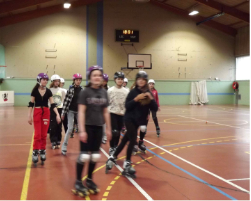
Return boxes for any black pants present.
[49,108,62,144]
[62,113,68,134]
[110,113,124,148]
[76,125,103,181]
[114,121,138,161]
[80,125,103,152]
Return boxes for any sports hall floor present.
[0,105,250,200]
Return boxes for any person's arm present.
[156,91,160,109]
[103,107,111,141]
[49,97,61,124]
[78,104,88,143]
[61,90,70,120]
[28,96,35,125]
[125,91,146,111]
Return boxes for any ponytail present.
[32,83,40,94]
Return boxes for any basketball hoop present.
[137,66,144,72]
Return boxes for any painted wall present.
[235,26,250,57]
[103,0,236,81]
[0,79,236,106]
[0,7,87,79]
[237,80,250,106]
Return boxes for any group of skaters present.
[27,65,160,196]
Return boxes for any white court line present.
[142,138,250,194]
[206,108,250,116]
[100,148,153,200]
[228,178,250,182]
[178,115,250,130]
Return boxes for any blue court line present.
[15,93,30,95]
[158,93,234,95]
[146,142,247,149]
[146,148,237,200]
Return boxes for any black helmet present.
[136,71,148,80]
[114,71,125,79]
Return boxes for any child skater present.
[106,71,158,177]
[147,79,160,136]
[123,78,129,91]
[102,73,109,144]
[61,73,83,155]
[60,78,68,135]
[72,65,111,196]
[49,74,66,149]
[28,73,61,166]
[108,72,129,156]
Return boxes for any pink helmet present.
[73,73,82,80]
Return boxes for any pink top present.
[151,88,160,107]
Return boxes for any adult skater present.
[106,71,158,177]
[108,72,129,155]
[61,73,83,155]
[72,65,111,196]
[28,73,61,166]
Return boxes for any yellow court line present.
[180,147,186,149]
[187,145,193,147]
[103,192,109,197]
[110,181,116,185]
[173,148,179,150]
[160,152,165,154]
[115,176,120,180]
[102,199,107,200]
[20,133,34,200]
[209,142,215,143]
[106,186,112,191]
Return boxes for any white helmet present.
[148,79,155,84]
[51,74,61,82]
[124,78,128,83]
[60,78,65,83]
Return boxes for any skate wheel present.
[89,189,95,194]
[33,163,37,167]
[105,168,108,174]
[41,161,44,165]
[72,189,77,195]
[96,189,100,193]
[78,192,84,197]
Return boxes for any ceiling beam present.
[150,0,237,36]
[186,3,200,11]
[0,0,54,15]
[233,1,249,8]
[0,0,102,28]
[195,0,249,23]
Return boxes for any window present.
[236,56,251,80]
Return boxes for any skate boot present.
[51,142,56,150]
[138,140,147,154]
[105,155,117,174]
[61,150,67,156]
[102,136,107,144]
[56,142,61,149]
[121,127,127,134]
[132,145,138,155]
[86,178,100,194]
[72,180,89,197]
[156,126,160,137]
[70,133,74,138]
[32,150,39,167]
[39,150,46,165]
[109,147,116,156]
[122,160,136,178]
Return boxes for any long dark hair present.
[32,83,40,94]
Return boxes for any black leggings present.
[114,121,138,161]
[62,113,68,134]
[76,125,103,181]
[110,113,124,148]
[49,108,62,144]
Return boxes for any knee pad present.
[112,129,120,137]
[91,153,101,163]
[78,153,90,163]
[140,125,147,133]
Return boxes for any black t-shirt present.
[78,87,109,126]
[31,87,52,107]
[69,86,82,112]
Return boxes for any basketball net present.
[137,66,144,72]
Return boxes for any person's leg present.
[33,108,42,151]
[125,121,138,160]
[113,131,129,158]
[63,113,68,134]
[62,111,74,153]
[49,108,57,148]
[56,108,63,146]
[88,126,102,180]
[41,108,50,150]
[109,113,119,154]
[114,115,124,147]
[152,110,159,128]
[102,124,107,144]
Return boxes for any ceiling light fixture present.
[189,11,199,16]
[64,2,71,9]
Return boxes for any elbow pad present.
[28,102,34,108]
[51,103,57,110]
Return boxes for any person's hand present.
[147,115,150,120]
[134,93,146,102]
[56,115,61,124]
[106,128,112,141]
[79,131,88,143]
[28,116,32,125]
[145,92,154,100]
[61,115,65,121]
[158,107,161,111]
